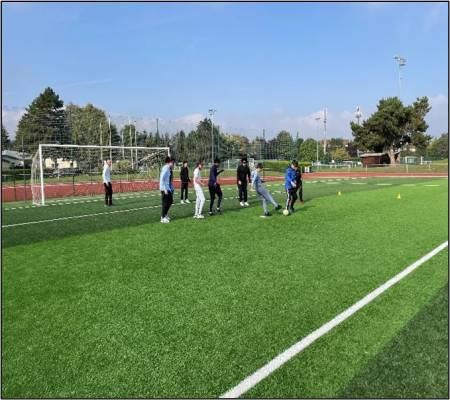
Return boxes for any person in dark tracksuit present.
[180,160,191,204]
[237,158,251,207]
[295,165,304,204]
[208,158,224,215]
[285,160,299,214]
[102,159,113,206]
[159,157,175,223]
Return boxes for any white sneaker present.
[244,202,249,206]
[166,216,171,221]
[193,214,198,219]
[185,199,191,204]
[181,200,185,204]
[160,217,170,223]
[197,214,205,219]
[240,201,245,207]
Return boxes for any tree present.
[67,103,120,146]
[275,130,295,160]
[350,96,432,164]
[2,125,10,149]
[299,138,323,163]
[16,87,68,153]
[330,147,349,162]
[427,133,448,159]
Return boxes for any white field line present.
[375,183,393,186]
[220,240,449,398]
[1,194,260,227]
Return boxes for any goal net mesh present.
[31,145,169,205]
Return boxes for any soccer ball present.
[283,209,290,216]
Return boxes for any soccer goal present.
[31,144,170,206]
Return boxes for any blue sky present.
[2,2,448,139]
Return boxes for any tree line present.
[2,87,447,164]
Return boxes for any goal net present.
[31,144,170,205]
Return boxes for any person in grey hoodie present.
[251,163,281,217]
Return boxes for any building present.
[1,150,32,170]
[360,151,400,166]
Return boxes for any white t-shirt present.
[193,167,201,188]
[102,163,111,183]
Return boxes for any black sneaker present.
[275,205,282,211]
[208,211,215,216]
[290,207,295,213]
[260,212,271,218]
[216,208,221,214]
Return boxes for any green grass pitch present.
[1,177,448,398]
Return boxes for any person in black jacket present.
[180,160,191,204]
[237,158,251,207]
[208,158,224,215]
[295,165,304,204]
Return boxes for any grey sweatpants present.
[256,188,279,213]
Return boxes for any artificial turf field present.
[1,176,448,398]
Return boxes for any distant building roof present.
[1,150,31,160]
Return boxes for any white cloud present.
[2,107,26,139]
[427,94,448,136]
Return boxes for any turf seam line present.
[220,240,449,398]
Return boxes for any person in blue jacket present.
[159,156,175,223]
[285,160,299,214]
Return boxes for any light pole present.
[208,109,216,164]
[394,55,406,99]
[315,116,321,164]
[355,106,362,125]
[323,108,327,154]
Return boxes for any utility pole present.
[129,117,133,168]
[315,116,321,164]
[156,118,159,136]
[134,121,138,167]
[323,108,327,154]
[394,55,406,99]
[217,125,220,160]
[208,109,216,164]
[355,106,362,125]
[108,116,112,160]
[262,128,266,160]
[100,121,103,161]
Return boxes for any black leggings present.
[208,184,223,211]
[161,191,173,218]
[286,188,298,210]
[238,183,248,202]
[104,182,113,205]
[297,182,303,202]
[181,182,189,200]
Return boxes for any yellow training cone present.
[397,193,401,199]
[337,191,342,196]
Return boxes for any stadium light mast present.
[323,108,327,154]
[315,116,321,164]
[355,106,362,125]
[108,116,112,160]
[394,55,406,99]
[208,109,216,164]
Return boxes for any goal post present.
[31,144,170,206]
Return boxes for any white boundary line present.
[1,194,260,227]
[220,240,449,398]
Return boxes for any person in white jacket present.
[102,159,113,206]
[193,161,205,219]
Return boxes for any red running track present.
[1,172,447,203]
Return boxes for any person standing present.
[102,159,113,207]
[285,160,299,214]
[295,164,304,204]
[159,156,175,223]
[208,158,224,215]
[251,163,281,217]
[193,160,205,219]
[180,160,191,204]
[237,158,251,207]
